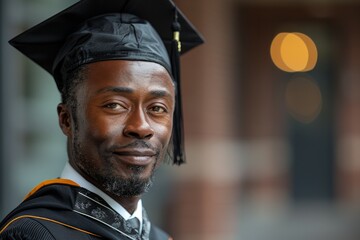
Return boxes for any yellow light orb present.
[270,32,318,72]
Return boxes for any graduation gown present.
[0,179,171,240]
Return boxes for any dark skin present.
[57,60,175,213]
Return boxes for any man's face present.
[63,60,175,197]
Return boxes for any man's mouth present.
[113,149,156,165]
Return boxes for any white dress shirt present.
[60,162,143,232]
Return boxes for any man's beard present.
[72,134,158,197]
[84,162,155,197]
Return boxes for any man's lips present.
[112,149,156,165]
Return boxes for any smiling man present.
[60,60,175,213]
[0,1,203,239]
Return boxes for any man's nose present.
[123,108,154,139]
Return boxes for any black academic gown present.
[0,180,171,240]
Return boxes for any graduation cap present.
[9,0,204,165]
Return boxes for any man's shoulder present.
[0,180,173,240]
[0,216,54,240]
[0,216,172,240]
[0,180,97,239]
[0,215,101,240]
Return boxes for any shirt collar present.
[60,162,143,223]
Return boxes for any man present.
[0,0,203,239]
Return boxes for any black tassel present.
[171,8,185,165]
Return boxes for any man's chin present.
[98,173,154,197]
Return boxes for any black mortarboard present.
[9,0,204,165]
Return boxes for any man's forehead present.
[86,60,173,79]
[84,60,175,92]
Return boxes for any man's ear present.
[57,103,72,136]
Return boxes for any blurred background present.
[1,0,360,239]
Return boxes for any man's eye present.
[149,106,167,113]
[104,103,124,110]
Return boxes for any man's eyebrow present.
[96,86,134,94]
[150,90,172,98]
[96,87,172,98]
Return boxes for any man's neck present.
[106,193,139,214]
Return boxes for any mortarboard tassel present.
[171,8,185,165]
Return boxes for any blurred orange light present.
[270,32,318,72]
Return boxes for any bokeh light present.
[271,32,318,72]
[285,76,322,123]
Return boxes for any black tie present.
[126,217,141,234]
